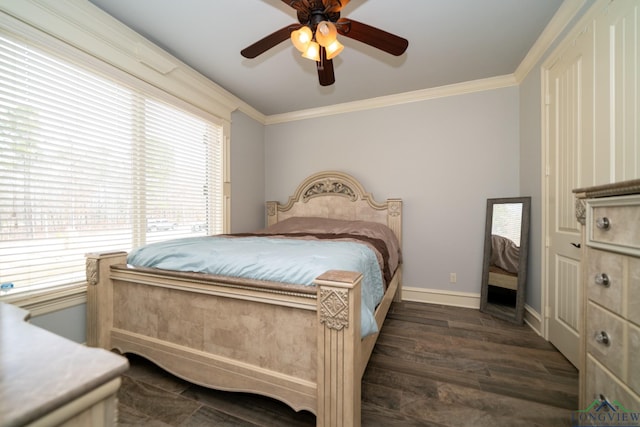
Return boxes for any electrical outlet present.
[449,273,457,284]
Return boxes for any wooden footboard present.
[86,170,402,427]
[86,252,397,426]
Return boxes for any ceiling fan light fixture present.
[301,40,320,61]
[315,21,338,47]
[241,0,409,86]
[324,39,344,60]
[291,26,313,52]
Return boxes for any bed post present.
[387,198,403,302]
[314,270,362,427]
[266,200,278,227]
[85,251,127,349]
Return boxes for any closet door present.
[594,0,640,182]
[545,21,594,368]
[543,0,639,367]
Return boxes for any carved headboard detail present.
[302,178,358,202]
[266,171,402,245]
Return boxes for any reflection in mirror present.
[480,197,530,324]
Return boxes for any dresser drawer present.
[587,196,640,257]
[586,302,625,379]
[585,356,640,416]
[586,248,624,315]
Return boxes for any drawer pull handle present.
[595,331,611,346]
[594,273,610,287]
[596,217,610,230]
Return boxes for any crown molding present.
[0,0,239,122]
[265,74,518,125]
[1,0,586,127]
[235,100,267,123]
[514,0,587,83]
[262,0,586,125]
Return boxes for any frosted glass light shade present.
[302,41,320,61]
[315,21,337,47]
[324,39,344,59]
[291,26,313,52]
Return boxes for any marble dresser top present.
[0,302,129,427]
[573,178,640,198]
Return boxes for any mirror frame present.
[480,196,531,324]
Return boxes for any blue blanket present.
[127,236,384,337]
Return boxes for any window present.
[491,203,523,246]
[0,32,225,294]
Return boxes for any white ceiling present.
[87,0,564,116]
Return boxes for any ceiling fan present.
[240,0,409,86]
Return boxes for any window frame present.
[0,5,232,310]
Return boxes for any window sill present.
[0,283,87,317]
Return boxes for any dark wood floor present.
[117,301,578,426]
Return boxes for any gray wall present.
[30,303,87,343]
[264,87,520,294]
[519,72,544,312]
[229,110,266,233]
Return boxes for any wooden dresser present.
[0,302,129,427]
[574,179,640,412]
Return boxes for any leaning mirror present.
[480,197,531,324]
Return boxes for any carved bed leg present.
[85,251,127,349]
[315,270,362,427]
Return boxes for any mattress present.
[126,217,402,337]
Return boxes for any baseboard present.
[523,304,543,336]
[401,286,480,309]
[401,286,544,336]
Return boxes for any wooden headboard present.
[266,171,402,245]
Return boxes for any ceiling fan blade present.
[317,47,335,86]
[241,24,301,58]
[336,18,408,56]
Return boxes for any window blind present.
[491,203,523,246]
[0,33,224,293]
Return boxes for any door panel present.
[546,24,593,368]
[544,0,639,370]
[594,0,640,181]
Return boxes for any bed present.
[85,170,402,427]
